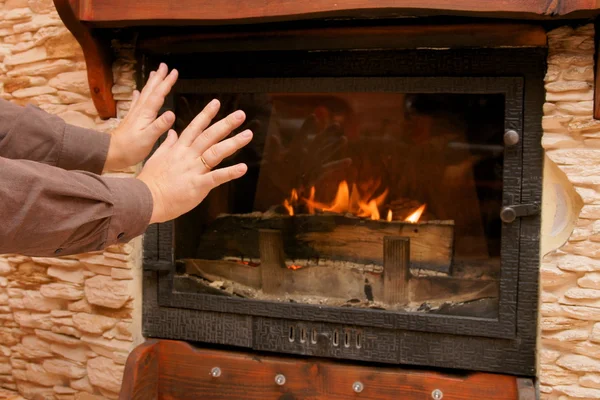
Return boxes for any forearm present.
[0,99,110,174]
[0,156,152,257]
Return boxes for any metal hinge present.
[500,203,540,223]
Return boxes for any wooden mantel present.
[54,0,600,119]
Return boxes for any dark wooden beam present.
[78,0,600,25]
[53,0,116,119]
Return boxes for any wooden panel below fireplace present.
[120,339,535,400]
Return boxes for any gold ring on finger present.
[200,155,212,171]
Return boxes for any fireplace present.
[139,31,545,377]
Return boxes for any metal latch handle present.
[500,203,540,223]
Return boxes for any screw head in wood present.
[504,129,520,146]
[210,367,221,377]
[432,389,444,399]
[275,374,286,385]
[353,381,364,393]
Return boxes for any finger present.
[144,111,176,140]
[201,129,253,169]
[140,70,178,119]
[206,163,248,189]
[130,90,140,109]
[152,129,178,157]
[191,110,245,154]
[155,68,178,97]
[178,99,220,147]
[139,63,168,103]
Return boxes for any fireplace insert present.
[141,36,545,376]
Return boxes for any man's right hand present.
[137,99,253,224]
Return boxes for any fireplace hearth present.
[141,27,544,377]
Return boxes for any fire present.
[405,204,427,223]
[282,181,426,223]
[287,264,303,270]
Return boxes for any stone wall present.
[541,24,600,399]
[0,1,141,399]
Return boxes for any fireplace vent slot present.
[333,330,339,346]
[289,326,295,342]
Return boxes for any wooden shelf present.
[53,0,599,119]
[119,340,536,400]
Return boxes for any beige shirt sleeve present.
[0,99,153,256]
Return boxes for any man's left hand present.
[104,63,178,172]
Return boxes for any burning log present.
[195,213,454,273]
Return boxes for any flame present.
[283,199,294,216]
[404,204,426,223]
[287,264,303,270]
[387,210,392,222]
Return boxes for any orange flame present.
[287,264,303,270]
[387,210,392,222]
[404,204,426,223]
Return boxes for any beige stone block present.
[547,148,600,166]
[542,133,581,150]
[82,264,111,276]
[99,388,119,399]
[581,373,600,389]
[50,343,87,363]
[42,359,86,379]
[555,385,600,398]
[563,305,600,321]
[542,317,589,332]
[546,80,592,93]
[73,313,117,335]
[51,310,73,318]
[548,52,594,67]
[3,76,46,93]
[540,364,580,386]
[0,361,10,376]
[70,376,94,394]
[13,311,52,330]
[80,335,131,354]
[57,110,96,130]
[541,264,577,287]
[545,65,561,82]
[15,336,52,359]
[0,346,10,358]
[16,381,55,399]
[45,31,82,59]
[570,227,592,242]
[563,66,595,81]
[30,257,80,268]
[84,276,130,309]
[75,393,108,400]
[3,46,46,66]
[104,243,133,256]
[579,273,600,290]
[542,115,573,132]
[546,89,595,102]
[67,101,97,116]
[48,70,88,94]
[558,354,600,372]
[40,283,83,301]
[5,7,32,20]
[543,328,590,342]
[21,290,64,312]
[67,299,92,314]
[55,385,77,395]
[0,260,13,276]
[112,351,128,365]
[566,287,600,302]
[110,268,133,280]
[47,267,84,284]
[25,362,64,387]
[52,326,82,339]
[87,356,124,394]
[28,0,55,13]
[77,254,130,269]
[572,341,600,360]
[13,12,62,33]
[0,292,8,306]
[7,59,76,78]
[57,90,89,105]
[51,316,74,327]
[558,254,600,272]
[34,330,79,346]
[12,41,36,53]
[10,358,26,370]
[4,31,32,44]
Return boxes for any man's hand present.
[104,63,178,172]
[137,100,253,224]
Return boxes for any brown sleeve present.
[0,98,110,174]
[0,156,153,257]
